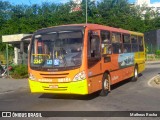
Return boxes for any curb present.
[145,61,160,64]
[148,75,160,88]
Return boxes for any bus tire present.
[132,65,138,81]
[100,73,110,96]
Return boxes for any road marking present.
[0,88,28,95]
[0,90,14,95]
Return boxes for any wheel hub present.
[135,68,138,78]
[104,78,109,90]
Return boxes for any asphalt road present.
[0,62,160,120]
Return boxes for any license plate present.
[49,85,58,89]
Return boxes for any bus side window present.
[100,30,112,54]
[131,35,139,52]
[112,32,122,54]
[88,31,101,68]
[138,36,144,51]
[122,34,131,53]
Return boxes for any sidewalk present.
[0,78,28,94]
[145,60,160,64]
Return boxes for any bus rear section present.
[129,31,145,75]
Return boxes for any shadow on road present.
[111,78,131,91]
[39,92,100,100]
[138,73,143,77]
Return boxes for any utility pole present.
[6,43,9,77]
[86,0,87,24]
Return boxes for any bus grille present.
[40,73,69,79]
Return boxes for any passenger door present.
[87,30,102,93]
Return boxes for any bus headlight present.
[73,71,86,82]
[29,73,36,81]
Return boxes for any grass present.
[146,54,160,61]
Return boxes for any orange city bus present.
[28,24,145,96]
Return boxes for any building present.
[70,0,96,12]
[150,2,160,14]
[136,0,150,5]
[135,1,160,52]
[2,34,31,65]
[135,0,160,14]
[70,0,82,12]
[144,29,160,53]
[73,0,82,4]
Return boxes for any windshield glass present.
[30,30,83,70]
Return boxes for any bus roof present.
[129,31,144,36]
[36,23,143,35]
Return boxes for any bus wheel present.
[100,73,110,96]
[132,66,138,81]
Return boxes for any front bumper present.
[28,79,88,95]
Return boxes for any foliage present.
[0,0,160,53]
[10,64,28,79]
[0,0,160,34]
[155,50,160,55]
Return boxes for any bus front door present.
[87,30,102,93]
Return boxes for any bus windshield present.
[30,30,83,71]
